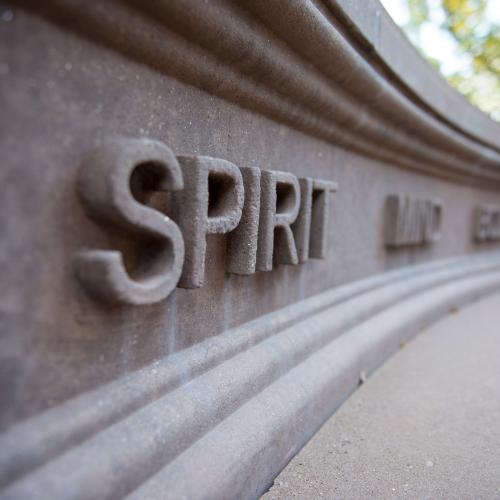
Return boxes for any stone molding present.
[16,0,500,189]
[332,0,500,149]
[1,252,500,499]
[4,3,500,499]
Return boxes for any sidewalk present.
[262,292,500,499]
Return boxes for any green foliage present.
[407,0,430,26]
[401,0,500,119]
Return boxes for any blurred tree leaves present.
[400,0,500,119]
[407,0,430,28]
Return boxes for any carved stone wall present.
[1,1,500,499]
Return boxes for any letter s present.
[74,137,184,305]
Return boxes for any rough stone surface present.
[2,2,500,497]
[75,137,185,305]
[385,194,442,247]
[172,155,244,288]
[2,5,500,428]
[227,166,262,275]
[334,0,500,149]
[475,205,500,242]
[309,179,338,259]
[292,177,314,263]
[293,178,338,262]
[257,170,301,271]
[263,292,500,500]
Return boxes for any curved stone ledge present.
[14,0,500,189]
[331,0,500,150]
[262,290,500,499]
[0,254,475,488]
[3,3,500,498]
[2,252,500,499]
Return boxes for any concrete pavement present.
[262,292,500,499]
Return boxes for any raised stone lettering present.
[385,195,442,247]
[75,139,340,301]
[292,178,313,263]
[423,199,442,243]
[257,170,301,271]
[474,205,500,242]
[227,166,261,275]
[172,155,244,288]
[74,137,185,305]
[293,178,338,262]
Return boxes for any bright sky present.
[380,0,500,76]
[380,0,500,120]
[381,0,469,75]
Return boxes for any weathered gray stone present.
[292,178,314,263]
[74,137,185,305]
[172,155,244,288]
[293,178,338,262]
[385,195,442,247]
[474,205,500,242]
[75,145,336,297]
[2,1,500,499]
[257,170,301,271]
[227,166,262,275]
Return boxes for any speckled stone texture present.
[2,3,500,429]
[2,1,500,498]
